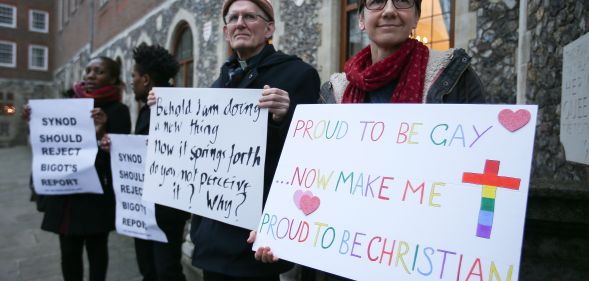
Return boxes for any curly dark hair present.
[132,43,180,87]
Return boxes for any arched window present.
[173,24,194,87]
[340,0,454,70]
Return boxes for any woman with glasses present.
[320,0,485,105]
[254,0,485,280]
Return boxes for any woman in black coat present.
[37,57,131,281]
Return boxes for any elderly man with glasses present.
[189,1,320,281]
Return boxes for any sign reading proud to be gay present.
[254,104,537,281]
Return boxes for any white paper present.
[142,88,268,230]
[110,134,167,242]
[254,104,538,281]
[561,32,589,165]
[29,99,102,195]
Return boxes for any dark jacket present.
[190,44,320,277]
[135,104,190,242]
[41,101,131,235]
[319,48,485,105]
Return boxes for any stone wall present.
[526,0,588,181]
[276,0,322,71]
[0,79,56,146]
[468,0,519,104]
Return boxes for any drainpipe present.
[516,0,528,104]
[89,0,95,53]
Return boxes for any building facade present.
[0,0,587,279]
[0,0,53,146]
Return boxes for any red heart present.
[498,109,531,132]
[300,194,320,216]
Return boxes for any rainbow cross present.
[462,160,521,239]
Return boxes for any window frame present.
[29,9,49,33]
[339,2,360,71]
[28,44,49,71]
[0,4,17,29]
[173,24,194,87]
[0,40,16,68]
[415,0,455,49]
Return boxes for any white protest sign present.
[561,32,589,165]
[110,134,167,242]
[254,104,537,281]
[143,88,268,230]
[29,99,102,194]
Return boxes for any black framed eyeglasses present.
[365,0,415,10]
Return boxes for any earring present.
[410,29,415,38]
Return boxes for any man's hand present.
[259,85,290,123]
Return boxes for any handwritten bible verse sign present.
[254,104,537,281]
[109,134,167,242]
[143,88,268,230]
[29,99,102,194]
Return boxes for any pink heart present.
[498,109,531,132]
[300,194,320,216]
[293,190,313,209]
[293,190,303,209]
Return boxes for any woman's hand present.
[100,134,111,152]
[91,108,108,138]
[147,89,157,106]
[247,230,280,263]
[21,104,31,122]
[259,85,290,123]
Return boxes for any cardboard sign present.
[143,88,268,230]
[254,104,537,281]
[29,99,102,195]
[110,134,167,242]
[561,32,589,165]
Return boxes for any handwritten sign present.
[561,32,589,165]
[254,104,537,281]
[29,99,102,195]
[110,134,167,242]
[143,88,268,230]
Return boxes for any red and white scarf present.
[342,39,429,104]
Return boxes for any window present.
[30,10,49,33]
[0,4,16,28]
[0,41,16,68]
[340,1,368,70]
[29,45,48,71]
[0,92,16,116]
[173,24,194,87]
[340,0,454,70]
[415,0,453,49]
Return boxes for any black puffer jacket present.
[190,44,320,277]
